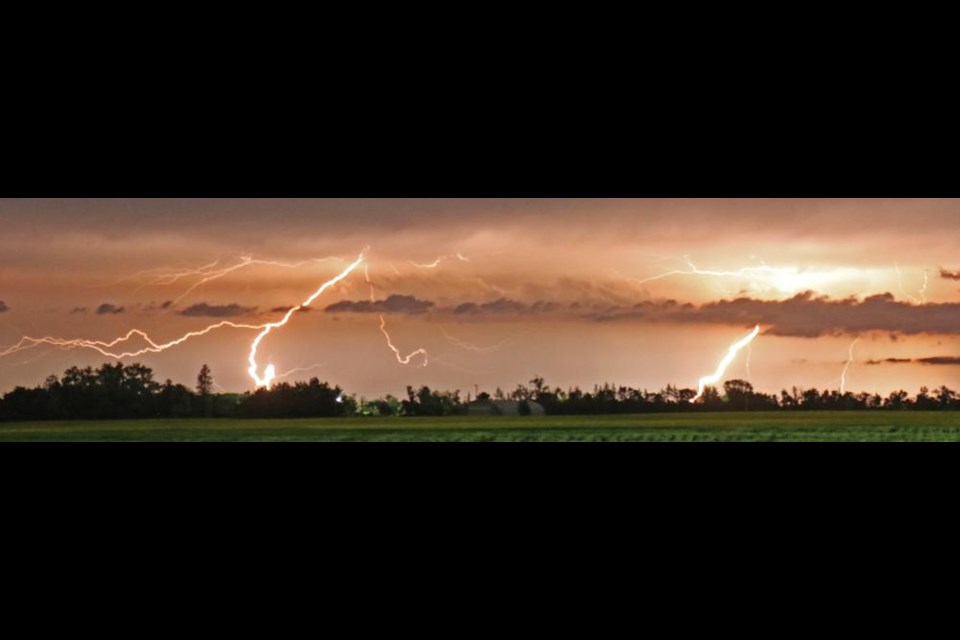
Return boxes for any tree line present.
[1,362,959,422]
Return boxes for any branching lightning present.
[2,250,369,391]
[622,256,862,297]
[378,315,428,366]
[246,251,367,388]
[169,256,345,306]
[97,255,346,307]
[691,325,761,402]
[0,322,265,360]
[92,258,223,289]
[628,256,777,286]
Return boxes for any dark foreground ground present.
[2,411,960,441]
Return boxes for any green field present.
[2,411,960,441]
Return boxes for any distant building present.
[465,400,545,416]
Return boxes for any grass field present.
[2,411,960,441]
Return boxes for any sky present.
[1,198,959,398]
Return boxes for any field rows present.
[3,411,960,441]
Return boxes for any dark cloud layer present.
[8,199,960,245]
[142,300,174,313]
[867,356,960,366]
[319,289,960,338]
[450,298,565,315]
[940,268,960,281]
[180,302,257,318]
[325,295,434,314]
[592,291,960,337]
[270,306,314,313]
[96,303,125,315]
[454,298,528,315]
[917,356,960,365]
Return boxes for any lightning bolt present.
[691,325,761,403]
[363,263,376,302]
[96,255,346,307]
[0,322,265,360]
[91,258,223,289]
[894,262,929,304]
[622,256,864,298]
[840,337,859,394]
[627,256,777,286]
[378,315,428,366]
[410,253,470,269]
[169,256,344,306]
[439,327,521,353]
[2,250,369,391]
[273,364,327,382]
[894,262,916,303]
[247,251,367,388]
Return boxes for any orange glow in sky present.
[1,198,959,397]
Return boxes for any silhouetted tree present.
[196,364,213,396]
[937,386,957,409]
[4,361,960,422]
[885,390,909,410]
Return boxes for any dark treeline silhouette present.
[1,363,959,422]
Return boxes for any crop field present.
[2,411,960,441]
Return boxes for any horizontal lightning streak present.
[2,249,369,392]
[274,364,327,382]
[0,322,264,360]
[440,327,520,353]
[169,256,344,305]
[626,256,777,286]
[410,253,470,269]
[95,255,347,306]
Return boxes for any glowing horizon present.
[2,198,959,398]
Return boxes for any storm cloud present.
[0,301,8,313]
[939,268,960,281]
[917,356,960,365]
[453,298,528,315]
[325,295,434,314]
[96,303,125,315]
[180,302,258,318]
[867,356,960,366]
[312,288,960,338]
[270,306,313,313]
[592,291,960,338]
